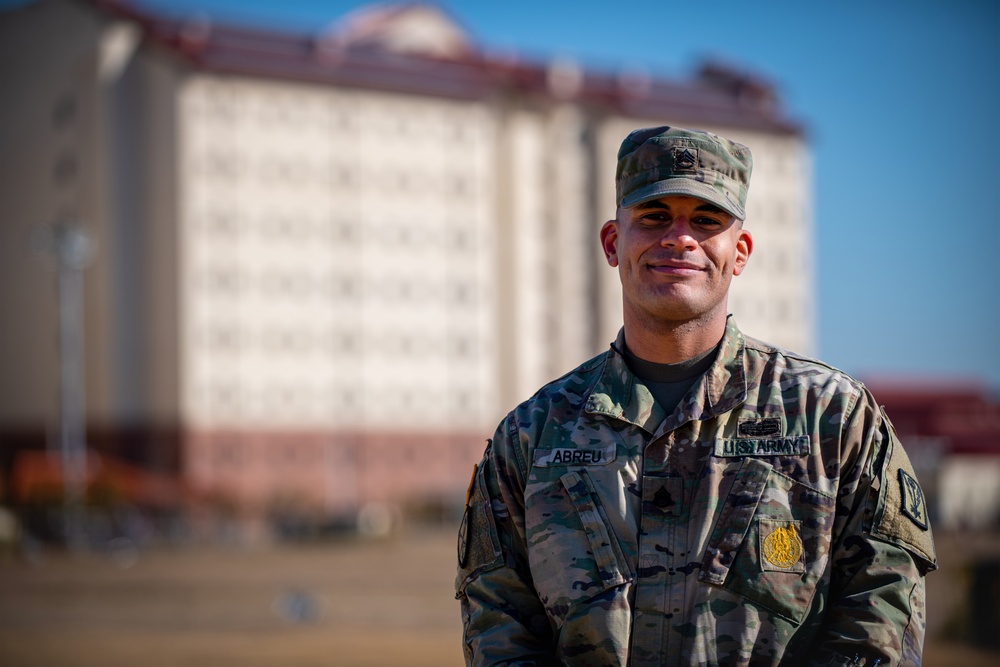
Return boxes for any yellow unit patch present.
[761,522,803,570]
[464,463,479,507]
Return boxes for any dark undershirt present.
[620,339,721,416]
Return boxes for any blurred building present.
[0,0,812,520]
[865,379,1000,531]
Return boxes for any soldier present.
[455,126,936,666]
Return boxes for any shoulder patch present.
[457,462,479,568]
[898,468,929,531]
[455,446,503,597]
[871,420,937,571]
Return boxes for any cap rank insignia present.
[673,147,698,171]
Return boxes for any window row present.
[730,297,802,324]
[188,154,478,197]
[186,96,479,143]
[192,384,478,415]
[194,213,479,250]
[747,200,802,228]
[190,327,482,358]
[751,248,798,274]
[755,142,802,178]
[206,440,326,467]
[191,270,481,304]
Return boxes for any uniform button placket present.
[632,436,673,667]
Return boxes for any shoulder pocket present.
[455,457,503,598]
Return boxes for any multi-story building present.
[0,0,811,520]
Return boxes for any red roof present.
[88,0,802,134]
[865,379,1000,456]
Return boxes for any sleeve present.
[808,390,937,667]
[455,417,558,667]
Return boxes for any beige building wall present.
[499,109,549,406]
[0,0,106,427]
[0,0,183,434]
[177,75,499,433]
[1,0,814,516]
[719,128,813,355]
[541,105,594,378]
[175,74,501,506]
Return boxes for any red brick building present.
[866,379,1000,530]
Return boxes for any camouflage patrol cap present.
[616,126,753,220]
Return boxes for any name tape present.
[533,444,617,467]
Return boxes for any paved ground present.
[0,525,996,666]
[0,527,464,667]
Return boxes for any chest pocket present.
[699,457,836,624]
[524,467,631,622]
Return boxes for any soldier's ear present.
[732,227,752,276]
[600,220,619,267]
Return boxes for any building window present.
[451,228,472,251]
[210,326,237,350]
[455,390,473,412]
[450,282,473,305]
[207,269,239,294]
[208,210,237,235]
[333,332,357,353]
[448,174,469,197]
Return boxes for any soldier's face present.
[600,195,752,327]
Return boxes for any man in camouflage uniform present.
[455,126,936,666]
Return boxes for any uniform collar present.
[584,316,748,435]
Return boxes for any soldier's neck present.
[622,309,728,365]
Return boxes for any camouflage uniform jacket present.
[456,318,936,667]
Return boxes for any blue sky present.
[9,0,1000,388]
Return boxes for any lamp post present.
[32,221,95,548]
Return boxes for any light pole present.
[32,221,95,548]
